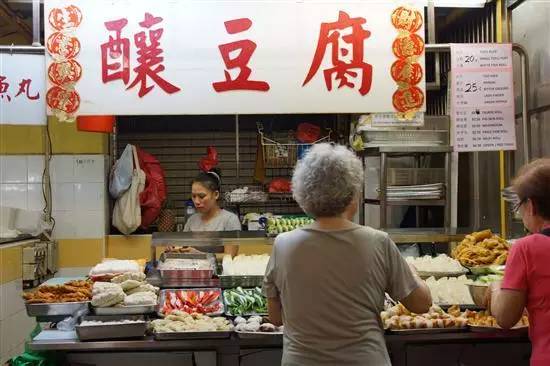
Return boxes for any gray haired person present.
[263,143,432,366]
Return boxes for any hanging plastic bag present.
[297,123,321,143]
[113,146,146,234]
[135,147,167,229]
[109,144,134,199]
[198,146,219,172]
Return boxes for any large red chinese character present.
[15,79,40,100]
[0,76,11,102]
[212,18,270,92]
[101,18,131,84]
[303,11,372,96]
[126,13,180,98]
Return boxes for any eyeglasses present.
[512,198,527,214]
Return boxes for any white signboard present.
[450,43,516,152]
[44,0,426,117]
[0,53,46,125]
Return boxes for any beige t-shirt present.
[263,224,418,366]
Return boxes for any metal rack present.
[365,145,452,231]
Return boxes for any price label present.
[451,43,516,152]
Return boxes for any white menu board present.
[450,44,516,152]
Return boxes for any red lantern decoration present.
[48,59,83,86]
[46,86,81,114]
[392,33,425,58]
[391,7,423,33]
[392,86,424,113]
[48,5,83,31]
[391,59,423,85]
[76,116,115,133]
[47,32,81,60]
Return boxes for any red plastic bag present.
[135,147,167,229]
[199,146,219,172]
[297,123,321,143]
[269,178,292,193]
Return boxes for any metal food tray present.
[219,275,264,289]
[236,331,283,339]
[154,331,232,340]
[158,252,216,279]
[160,278,221,288]
[92,304,157,315]
[26,301,90,317]
[76,315,147,341]
[158,288,224,316]
[469,325,528,333]
[387,326,468,335]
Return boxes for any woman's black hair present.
[192,168,222,194]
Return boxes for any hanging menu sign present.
[450,43,516,152]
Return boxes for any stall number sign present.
[0,53,46,125]
[44,0,426,118]
[450,44,516,152]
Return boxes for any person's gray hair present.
[292,143,364,218]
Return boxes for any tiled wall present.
[0,244,37,364]
[0,279,36,363]
[0,155,108,239]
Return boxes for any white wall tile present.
[74,155,106,183]
[51,183,75,211]
[27,183,45,211]
[0,320,6,364]
[27,156,44,183]
[50,156,75,183]
[0,184,28,210]
[1,316,18,359]
[75,183,105,211]
[11,310,34,353]
[52,210,76,239]
[0,280,25,322]
[75,210,105,238]
[0,156,27,184]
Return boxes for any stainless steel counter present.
[29,330,530,366]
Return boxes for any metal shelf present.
[365,198,446,206]
[366,145,452,155]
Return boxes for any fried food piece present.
[452,231,509,267]
[22,280,93,303]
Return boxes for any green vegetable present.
[224,287,267,316]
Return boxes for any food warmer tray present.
[219,275,264,289]
[469,325,528,333]
[236,331,283,339]
[154,331,232,340]
[26,301,90,318]
[387,327,468,335]
[158,288,225,317]
[92,304,157,315]
[158,252,217,279]
[76,315,147,341]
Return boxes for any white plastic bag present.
[109,144,134,199]
[112,146,145,235]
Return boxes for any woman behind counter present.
[487,158,550,366]
[263,143,432,366]
[180,169,240,256]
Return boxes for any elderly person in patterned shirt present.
[263,143,432,366]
